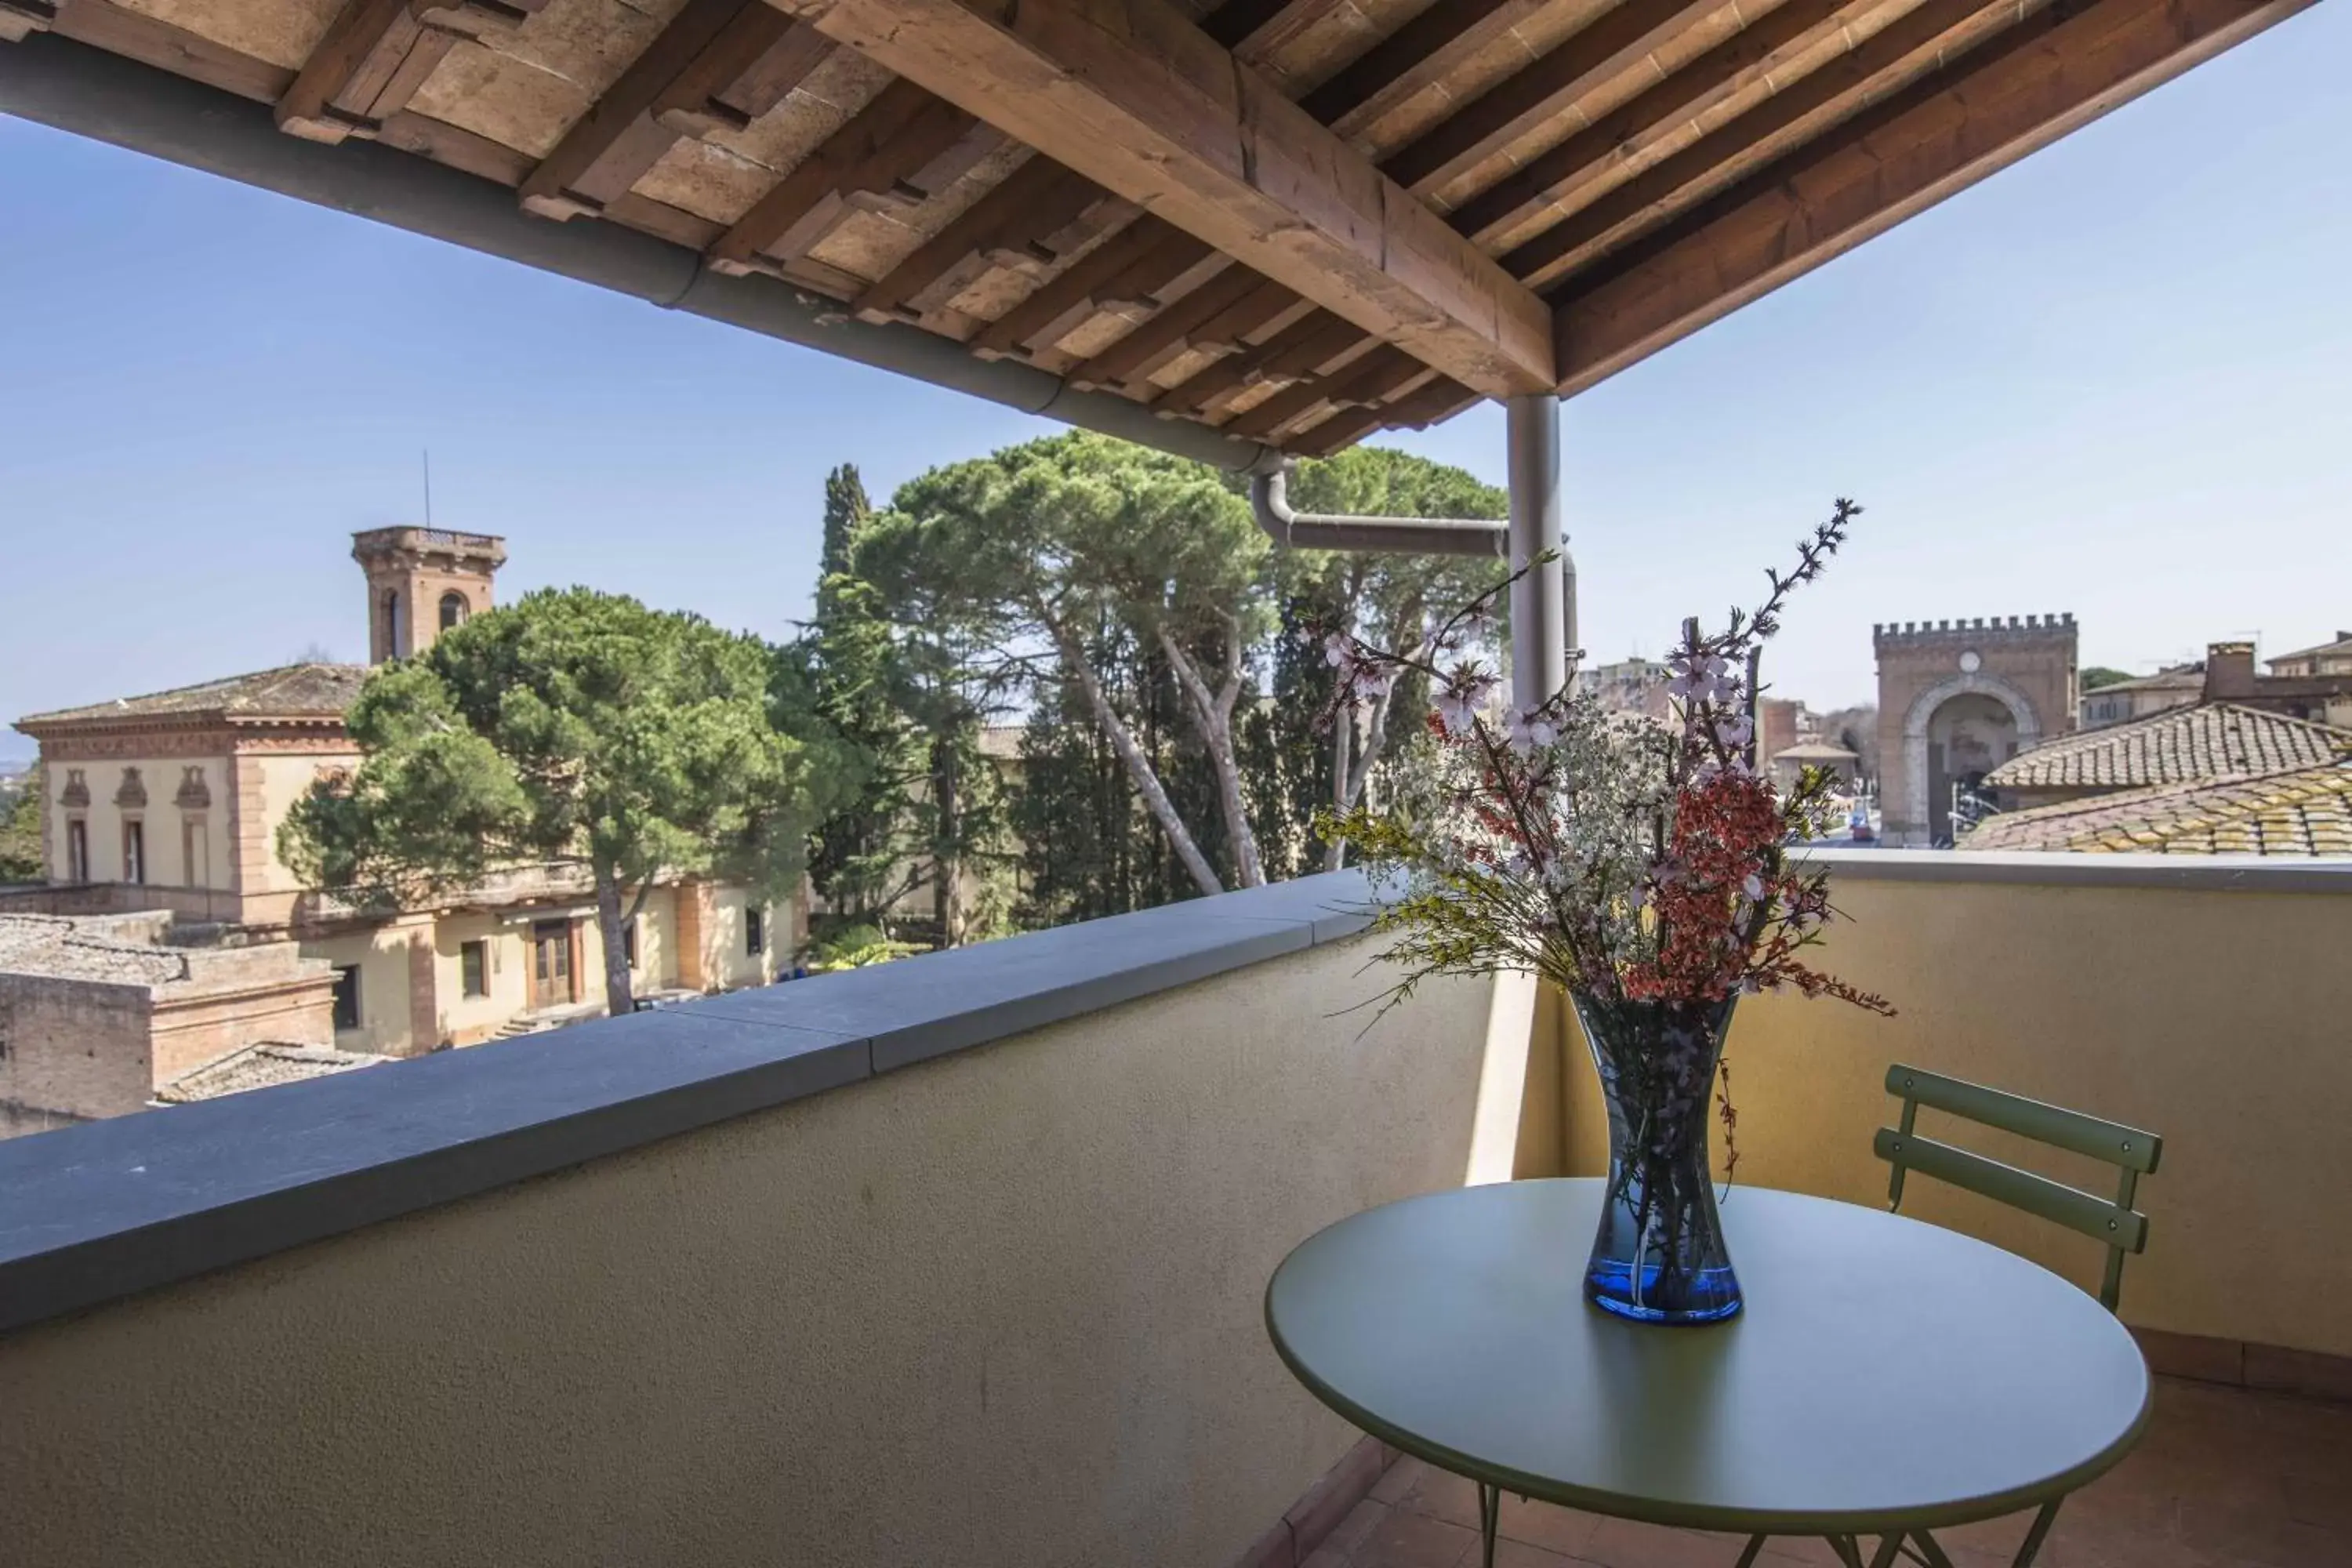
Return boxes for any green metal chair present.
[1875,1062,2161,1312]
[1735,1066,2162,1568]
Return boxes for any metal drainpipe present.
[1506,394,1570,708]
[1247,466,1509,557]
[0,32,1283,476]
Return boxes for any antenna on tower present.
[423,450,434,526]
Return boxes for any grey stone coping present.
[1800,847,2352,895]
[0,873,1377,1339]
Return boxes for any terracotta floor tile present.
[1495,1498,1601,1557]
[1351,1507,1481,1568]
[1309,1379,2348,1568]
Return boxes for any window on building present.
[180,815,209,888]
[622,917,638,969]
[439,591,469,631]
[745,907,765,956]
[382,589,403,659]
[122,818,145,885]
[66,817,89,883]
[460,940,488,999]
[332,966,361,1032]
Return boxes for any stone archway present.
[1900,672,2042,842]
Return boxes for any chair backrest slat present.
[1885,1065,2161,1174]
[1875,1062,2159,1313]
[1871,1128,2148,1253]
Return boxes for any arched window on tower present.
[381,589,403,659]
[439,591,470,632]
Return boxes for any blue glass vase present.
[1573,993,1743,1325]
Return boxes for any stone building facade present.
[0,911,343,1138]
[1875,615,2078,845]
[8,529,797,1111]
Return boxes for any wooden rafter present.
[772,0,1558,397]
[1221,344,1427,441]
[851,154,1114,322]
[1299,0,1551,135]
[1065,263,1260,388]
[1379,0,1730,193]
[1445,0,1853,241]
[1290,373,1476,456]
[1553,0,2318,394]
[967,217,1213,360]
[1505,0,2031,285]
[705,78,989,275]
[275,0,547,145]
[1150,309,1364,414]
[517,0,834,219]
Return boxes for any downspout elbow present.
[1248,466,1509,557]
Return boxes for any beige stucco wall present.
[43,755,235,893]
[310,923,425,1056]
[0,939,1490,1568]
[700,884,779,989]
[433,912,532,1044]
[1558,873,2352,1359]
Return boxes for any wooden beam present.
[1501,0,2023,285]
[1197,0,1347,52]
[1298,0,1551,136]
[44,0,294,100]
[1445,0,1851,241]
[705,78,985,274]
[967,216,1211,359]
[275,0,546,145]
[1379,0,1727,194]
[774,0,1555,398]
[520,0,754,220]
[1553,0,2318,395]
[851,154,1112,323]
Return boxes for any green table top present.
[1265,1178,2151,1536]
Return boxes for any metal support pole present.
[1506,394,1568,709]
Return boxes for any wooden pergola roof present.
[0,0,2312,457]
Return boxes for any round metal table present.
[1265,1179,2151,1568]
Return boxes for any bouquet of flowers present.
[1318,499,1891,1324]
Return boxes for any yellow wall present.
[433,913,532,1044]
[43,757,234,893]
[701,884,778,989]
[0,940,1490,1568]
[309,924,423,1057]
[1558,872,2352,1359]
[246,751,360,896]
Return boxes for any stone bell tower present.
[353,528,508,664]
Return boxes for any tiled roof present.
[2088,667,2202,696]
[1987,703,2352,791]
[17,663,368,729]
[1961,761,2352,857]
[2270,632,2352,666]
[154,1044,391,1105]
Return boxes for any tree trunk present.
[931,730,965,946]
[1158,624,1265,888]
[1324,713,1354,872]
[593,862,634,1018]
[1055,626,1223,898]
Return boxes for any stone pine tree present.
[858,432,1272,898]
[0,785,41,883]
[280,587,833,1018]
[1277,449,1508,868]
[796,463,1011,948]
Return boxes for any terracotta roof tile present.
[1962,760,2352,857]
[17,663,368,729]
[1986,703,2352,792]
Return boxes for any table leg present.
[2009,1500,2063,1568]
[1475,1482,1500,1568]
[1733,1536,1767,1568]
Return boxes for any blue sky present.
[2,0,2347,757]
